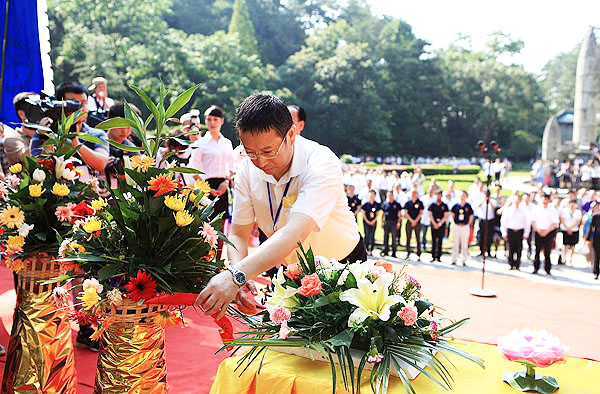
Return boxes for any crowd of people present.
[531,151,600,190]
[343,166,600,281]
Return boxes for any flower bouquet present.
[498,328,568,393]
[52,84,228,393]
[224,246,484,394]
[0,110,100,393]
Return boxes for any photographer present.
[30,81,109,180]
[87,76,114,112]
[104,102,141,188]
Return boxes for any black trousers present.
[431,224,445,260]
[593,244,600,277]
[406,221,421,256]
[479,219,494,255]
[363,222,376,251]
[507,229,524,268]
[534,230,555,273]
[382,220,398,254]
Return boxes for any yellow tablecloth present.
[210,342,600,394]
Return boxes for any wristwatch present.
[227,266,246,287]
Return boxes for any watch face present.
[235,271,246,284]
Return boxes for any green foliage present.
[540,46,579,112]
[228,0,259,57]
[506,130,540,161]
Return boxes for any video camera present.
[21,92,81,131]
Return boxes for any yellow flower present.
[9,163,22,173]
[7,235,25,249]
[51,183,70,197]
[74,168,85,177]
[130,155,155,172]
[28,184,45,197]
[174,210,194,227]
[193,179,211,195]
[282,194,297,209]
[91,197,108,211]
[0,205,25,228]
[78,288,100,310]
[70,242,86,253]
[83,219,102,233]
[5,258,25,273]
[164,195,186,211]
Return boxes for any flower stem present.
[526,364,536,380]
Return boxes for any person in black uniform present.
[586,202,600,280]
[381,191,402,257]
[404,189,424,259]
[428,190,449,262]
[346,185,362,218]
[361,190,380,254]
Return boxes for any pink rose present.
[279,320,290,339]
[398,306,418,326]
[284,263,303,279]
[270,306,291,325]
[297,273,322,297]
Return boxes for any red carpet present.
[1,264,599,393]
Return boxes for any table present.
[210,341,600,393]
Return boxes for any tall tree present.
[228,0,259,57]
[539,46,579,112]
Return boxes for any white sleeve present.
[290,152,342,230]
[188,142,204,174]
[87,96,98,112]
[231,163,255,226]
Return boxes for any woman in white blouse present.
[189,105,234,258]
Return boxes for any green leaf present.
[77,133,107,146]
[95,117,138,131]
[130,85,161,125]
[326,329,354,348]
[167,166,202,174]
[165,84,200,119]
[98,264,121,281]
[415,299,432,315]
[345,272,357,289]
[107,139,145,152]
[313,292,340,308]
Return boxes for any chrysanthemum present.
[82,218,102,233]
[52,286,70,307]
[201,223,218,248]
[130,155,155,172]
[106,288,123,305]
[28,184,45,197]
[9,163,22,174]
[78,288,100,310]
[124,270,157,302]
[55,203,76,222]
[148,174,178,197]
[0,182,8,200]
[174,209,194,227]
[4,258,25,273]
[90,197,108,211]
[0,205,25,228]
[153,309,184,327]
[193,179,211,195]
[7,235,25,249]
[51,183,70,197]
[164,195,186,211]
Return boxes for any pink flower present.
[284,263,303,279]
[201,223,218,248]
[53,287,70,307]
[398,306,418,326]
[429,321,439,341]
[270,306,291,325]
[6,175,20,187]
[56,203,76,222]
[297,273,322,297]
[278,320,291,339]
[368,265,387,278]
[367,353,384,364]
[0,182,8,200]
[497,328,569,368]
[405,274,421,289]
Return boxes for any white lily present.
[339,275,405,327]
[55,156,81,181]
[315,256,345,279]
[263,266,300,312]
[337,260,380,286]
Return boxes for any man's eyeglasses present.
[242,136,287,161]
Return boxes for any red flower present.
[148,174,178,197]
[36,158,55,170]
[72,201,95,218]
[125,270,157,302]
[0,227,5,236]
[69,310,99,326]
[212,313,234,351]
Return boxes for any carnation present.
[269,306,291,325]
[83,278,104,294]
[368,265,387,279]
[201,223,219,248]
[58,238,71,257]
[107,288,123,305]
[278,320,291,339]
[397,306,418,326]
[52,286,70,307]
[6,174,20,186]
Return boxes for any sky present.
[368,0,600,74]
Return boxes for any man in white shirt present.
[358,179,380,204]
[196,93,365,318]
[531,193,560,275]
[500,193,531,270]
[87,76,115,112]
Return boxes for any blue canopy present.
[0,0,44,125]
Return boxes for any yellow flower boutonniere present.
[283,194,297,209]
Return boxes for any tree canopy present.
[47,0,579,159]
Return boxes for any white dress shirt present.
[188,132,234,179]
[560,208,582,231]
[232,136,359,263]
[500,204,531,238]
[532,204,559,232]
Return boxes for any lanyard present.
[267,180,292,232]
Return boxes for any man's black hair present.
[13,91,36,117]
[55,81,88,100]
[204,105,225,119]
[235,93,292,138]
[288,105,307,123]
[108,102,142,119]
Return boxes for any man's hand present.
[195,271,240,319]
[210,188,221,197]
[235,281,258,314]
[217,180,228,196]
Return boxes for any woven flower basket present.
[101,298,168,324]
[16,254,61,294]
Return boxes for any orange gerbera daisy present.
[148,174,178,197]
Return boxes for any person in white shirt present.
[559,199,582,266]
[358,179,380,204]
[196,93,365,318]
[412,167,425,195]
[420,186,435,251]
[87,76,115,112]
[500,193,531,270]
[531,193,560,275]
[189,105,234,258]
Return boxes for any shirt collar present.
[257,135,307,186]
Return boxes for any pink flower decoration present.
[279,320,291,339]
[405,274,421,289]
[397,306,418,326]
[201,223,218,248]
[429,321,439,341]
[56,203,76,222]
[0,182,8,200]
[498,328,569,368]
[6,175,20,187]
[297,273,322,297]
[368,265,387,278]
[270,306,291,325]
